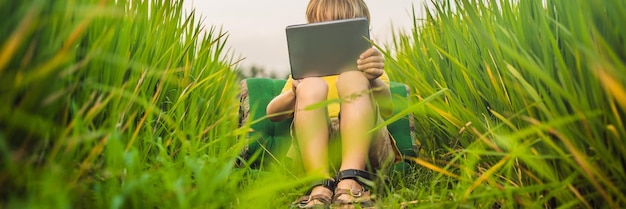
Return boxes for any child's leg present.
[294,77,331,177]
[335,71,377,202]
[336,71,375,171]
[292,77,333,205]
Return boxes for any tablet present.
[286,17,370,79]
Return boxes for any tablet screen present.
[286,17,370,79]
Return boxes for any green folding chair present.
[238,78,418,169]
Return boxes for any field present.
[1,0,624,208]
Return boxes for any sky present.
[182,0,429,77]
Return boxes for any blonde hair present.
[306,0,370,23]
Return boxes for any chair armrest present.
[388,82,418,158]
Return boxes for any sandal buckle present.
[349,189,363,197]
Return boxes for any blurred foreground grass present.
[1,0,624,208]
[385,0,626,208]
[1,0,250,208]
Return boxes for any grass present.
[1,0,245,208]
[384,0,626,208]
[1,0,625,208]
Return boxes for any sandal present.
[332,169,375,208]
[291,178,336,209]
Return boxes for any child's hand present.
[357,47,385,80]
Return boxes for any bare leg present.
[335,71,376,197]
[293,78,333,203]
[336,71,375,171]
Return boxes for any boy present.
[266,0,401,207]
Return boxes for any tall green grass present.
[0,0,257,208]
[386,0,626,207]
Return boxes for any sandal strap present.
[333,188,368,198]
[309,178,336,193]
[333,169,375,206]
[293,194,331,208]
[332,188,373,206]
[291,178,335,208]
[336,169,375,188]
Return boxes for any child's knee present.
[336,71,369,92]
[296,77,328,101]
